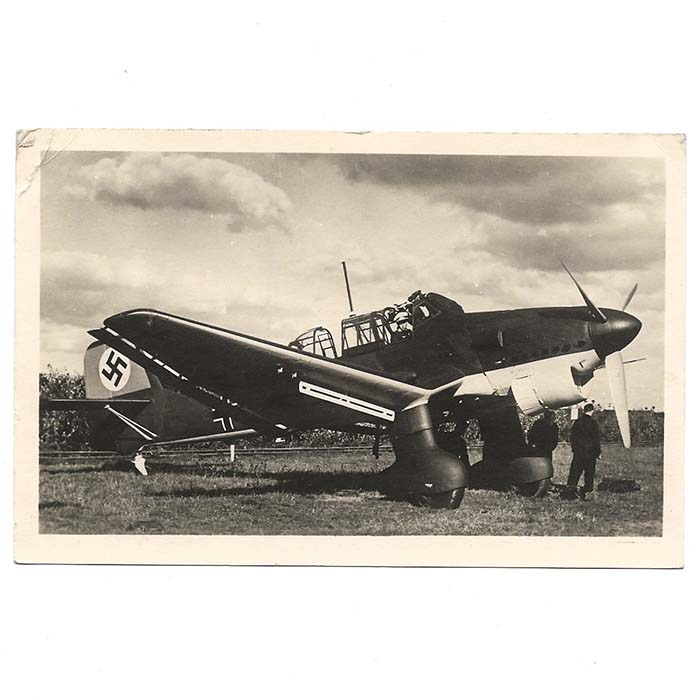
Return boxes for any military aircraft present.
[41,263,642,508]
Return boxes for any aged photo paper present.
[15,130,685,566]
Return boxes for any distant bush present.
[39,367,91,449]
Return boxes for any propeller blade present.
[560,261,608,323]
[621,283,638,311]
[605,351,631,448]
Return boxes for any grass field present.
[38,444,663,536]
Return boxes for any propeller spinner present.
[562,264,642,448]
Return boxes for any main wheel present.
[512,479,549,498]
[411,487,465,509]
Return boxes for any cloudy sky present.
[40,151,665,408]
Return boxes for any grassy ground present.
[38,444,663,536]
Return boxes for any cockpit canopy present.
[341,290,463,356]
[288,291,464,359]
[288,326,338,359]
[341,311,393,354]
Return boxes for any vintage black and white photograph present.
[15,130,684,565]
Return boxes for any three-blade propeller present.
[563,262,638,448]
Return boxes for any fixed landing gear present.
[377,402,555,507]
[378,404,468,509]
[475,405,554,497]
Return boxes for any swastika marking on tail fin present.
[99,349,131,392]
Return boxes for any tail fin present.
[83,342,159,451]
[84,342,152,399]
[74,343,220,453]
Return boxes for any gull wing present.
[90,309,428,434]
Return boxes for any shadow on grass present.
[43,461,298,477]
[38,500,69,509]
[45,461,525,502]
[146,469,381,498]
[42,460,239,477]
[45,461,608,504]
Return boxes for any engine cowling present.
[511,362,585,415]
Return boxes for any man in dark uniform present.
[528,410,559,462]
[567,403,601,493]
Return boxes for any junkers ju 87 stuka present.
[42,262,642,508]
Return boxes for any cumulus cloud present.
[40,246,320,372]
[333,154,663,225]
[41,250,230,329]
[66,153,292,233]
[325,154,665,273]
[41,249,306,340]
[450,206,665,272]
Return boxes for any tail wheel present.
[411,487,465,509]
[512,479,549,498]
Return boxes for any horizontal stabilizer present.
[40,398,150,411]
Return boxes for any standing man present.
[528,410,559,462]
[567,403,601,493]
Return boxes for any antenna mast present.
[341,261,355,315]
